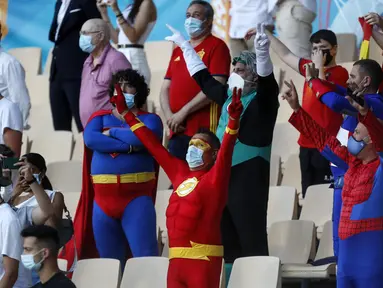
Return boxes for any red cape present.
[59,109,159,270]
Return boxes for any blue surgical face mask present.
[347,135,368,156]
[21,250,44,271]
[79,34,95,53]
[184,17,205,38]
[186,145,204,169]
[33,173,41,185]
[124,93,135,109]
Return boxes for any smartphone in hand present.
[347,88,365,107]
[2,158,20,170]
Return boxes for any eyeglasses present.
[79,31,101,36]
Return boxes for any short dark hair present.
[188,0,214,20]
[196,128,221,150]
[0,145,14,157]
[21,225,60,253]
[353,59,383,90]
[310,29,337,46]
[108,69,149,109]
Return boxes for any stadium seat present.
[155,189,172,244]
[161,237,169,257]
[280,153,302,196]
[44,48,53,75]
[336,33,357,63]
[282,220,336,279]
[62,192,81,217]
[157,168,171,191]
[8,47,42,76]
[29,131,73,164]
[145,41,173,72]
[25,75,49,107]
[267,186,298,229]
[268,220,316,265]
[27,105,55,134]
[120,257,168,288]
[270,154,282,186]
[72,133,84,161]
[228,256,282,288]
[46,161,82,192]
[57,259,68,271]
[299,184,333,239]
[272,123,300,165]
[72,258,121,288]
[340,61,354,74]
[21,133,29,156]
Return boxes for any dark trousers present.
[50,78,83,132]
[299,147,332,197]
[168,134,192,161]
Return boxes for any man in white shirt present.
[0,23,31,129]
[270,0,317,58]
[0,95,23,157]
[229,0,274,58]
[0,157,56,288]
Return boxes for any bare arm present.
[3,129,22,158]
[265,30,300,73]
[114,1,153,44]
[0,256,18,288]
[159,79,173,120]
[45,192,65,229]
[31,182,55,225]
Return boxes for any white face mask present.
[228,72,245,92]
[21,250,44,271]
[33,173,41,185]
[186,146,204,169]
[0,185,13,203]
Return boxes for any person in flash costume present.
[283,79,383,288]
[113,78,243,287]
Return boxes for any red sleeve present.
[208,40,231,77]
[327,66,349,87]
[289,108,350,164]
[123,111,187,182]
[165,48,177,80]
[359,110,383,152]
[298,58,312,76]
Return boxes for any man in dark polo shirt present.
[21,225,76,288]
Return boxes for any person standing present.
[79,19,131,127]
[0,22,31,129]
[97,0,156,85]
[21,225,76,288]
[161,0,231,161]
[48,0,100,132]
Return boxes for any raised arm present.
[109,113,163,145]
[364,13,383,50]
[84,115,131,153]
[359,109,383,152]
[283,80,350,164]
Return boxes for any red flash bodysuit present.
[122,110,239,288]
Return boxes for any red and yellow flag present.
[359,17,373,60]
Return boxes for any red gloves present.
[228,88,243,120]
[113,84,128,115]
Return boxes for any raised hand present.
[16,162,34,183]
[281,80,301,112]
[311,49,325,69]
[345,95,368,116]
[114,84,128,114]
[364,12,383,29]
[255,23,270,51]
[244,27,257,41]
[228,88,243,120]
[304,62,319,82]
[165,24,187,47]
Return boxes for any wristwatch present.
[26,178,36,185]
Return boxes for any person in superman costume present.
[60,69,163,268]
[283,79,383,287]
[114,77,242,287]
[303,59,383,259]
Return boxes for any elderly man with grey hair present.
[165,23,279,278]
[79,18,131,127]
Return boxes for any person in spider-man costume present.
[60,69,162,270]
[304,60,383,259]
[114,80,242,288]
[283,78,383,287]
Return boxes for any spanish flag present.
[359,17,373,60]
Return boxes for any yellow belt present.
[92,172,156,184]
[169,241,224,261]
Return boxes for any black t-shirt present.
[32,272,76,288]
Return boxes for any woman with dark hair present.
[97,0,157,84]
[9,153,64,229]
[60,69,163,270]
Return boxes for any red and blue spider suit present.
[309,78,383,259]
[115,84,242,288]
[60,108,163,268]
[290,106,383,287]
